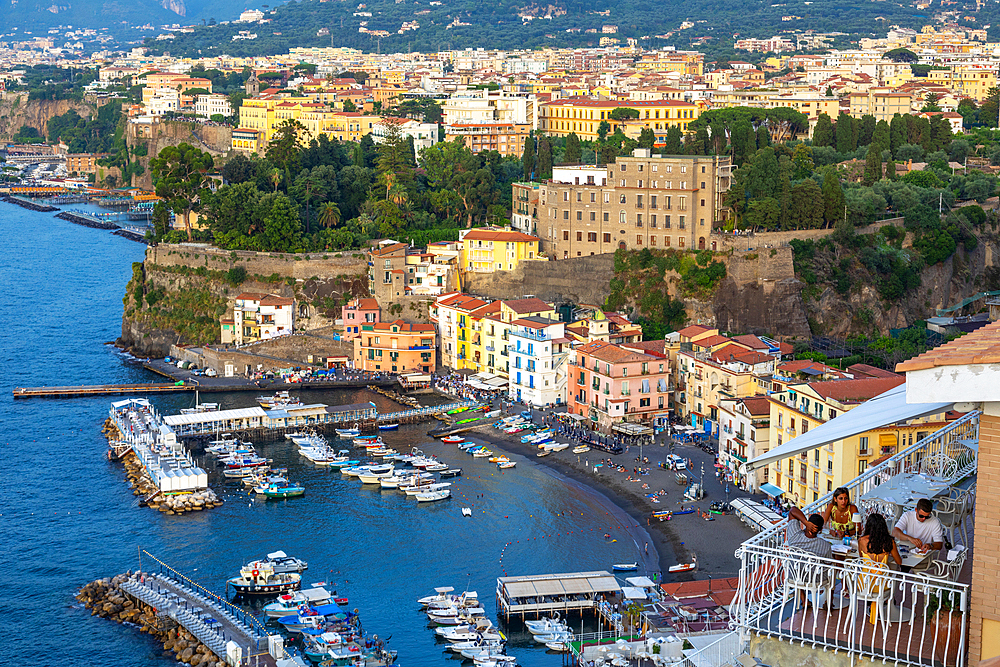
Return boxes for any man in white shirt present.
[893,498,945,552]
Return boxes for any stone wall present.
[463,254,616,305]
[147,244,370,281]
[126,119,233,189]
[713,217,906,252]
[725,247,795,285]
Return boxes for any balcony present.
[731,412,978,667]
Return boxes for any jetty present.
[14,382,193,398]
[496,571,622,621]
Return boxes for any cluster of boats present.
[207,434,306,499]
[493,416,589,456]
[524,614,574,652]
[442,436,518,470]
[418,587,516,666]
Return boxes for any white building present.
[370,118,440,153]
[441,90,537,129]
[232,292,295,345]
[146,89,180,116]
[508,316,570,407]
[717,396,771,493]
[237,9,265,22]
[194,94,234,119]
[550,165,608,185]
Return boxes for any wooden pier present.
[13,383,194,398]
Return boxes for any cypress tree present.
[821,168,845,228]
[812,113,834,148]
[836,112,855,153]
[537,138,552,180]
[862,144,882,186]
[564,132,582,163]
[522,136,536,180]
[663,126,683,154]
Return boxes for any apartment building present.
[341,297,380,340]
[762,376,962,507]
[565,309,643,345]
[368,241,459,303]
[226,292,295,345]
[846,88,913,122]
[370,118,439,153]
[507,316,571,407]
[926,66,997,101]
[441,89,537,128]
[568,340,672,433]
[538,149,732,258]
[194,94,234,119]
[459,228,541,273]
[444,122,531,157]
[511,182,539,234]
[353,320,436,373]
[717,395,771,492]
[479,298,557,379]
[539,99,701,141]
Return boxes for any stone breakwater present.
[0,195,58,212]
[77,576,226,667]
[56,210,120,230]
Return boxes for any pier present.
[13,376,400,399]
[123,551,283,666]
[496,571,622,621]
[14,382,193,398]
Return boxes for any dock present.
[124,551,283,666]
[14,383,193,398]
[496,571,623,621]
[13,376,400,399]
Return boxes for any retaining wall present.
[147,244,369,280]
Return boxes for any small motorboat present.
[525,616,567,635]
[572,445,590,454]
[418,586,455,607]
[536,451,549,457]
[442,435,465,444]
[549,443,569,452]
[668,555,698,573]
[462,507,472,517]
[545,641,569,652]
[284,430,307,440]
[228,562,301,596]
[472,449,493,458]
[257,390,302,409]
[440,468,462,477]
[612,563,638,572]
[533,631,573,644]
[378,423,399,431]
[335,425,360,438]
[260,550,308,573]
[260,482,305,499]
[263,586,332,618]
[353,435,381,446]
[415,489,452,502]
[424,462,449,472]
[498,461,516,469]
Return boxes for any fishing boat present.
[423,462,449,472]
[335,424,360,438]
[257,390,302,409]
[612,563,638,571]
[277,603,344,632]
[498,461,516,469]
[378,423,399,431]
[668,555,698,573]
[415,489,451,502]
[472,448,493,458]
[353,435,382,446]
[440,468,462,478]
[263,587,332,618]
[545,642,570,653]
[261,482,306,499]
[405,482,450,496]
[227,562,301,596]
[442,435,465,444]
[357,465,395,483]
[525,615,567,635]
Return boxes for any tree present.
[709,118,727,154]
[812,113,834,148]
[863,144,883,186]
[663,126,683,154]
[637,128,655,152]
[858,114,876,147]
[266,119,306,173]
[884,48,918,63]
[610,107,640,121]
[564,132,582,163]
[522,136,536,180]
[822,168,845,227]
[260,194,302,251]
[599,142,618,164]
[151,201,171,239]
[791,144,814,179]
[885,159,897,181]
[789,179,825,229]
[375,117,414,198]
[835,113,855,153]
[149,143,214,241]
[871,120,890,152]
[921,93,942,113]
[537,138,553,180]
[597,120,611,142]
[755,125,771,149]
[342,99,358,113]
[319,202,341,228]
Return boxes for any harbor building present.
[537,149,732,258]
[353,320,436,373]
[506,316,570,407]
[224,292,295,345]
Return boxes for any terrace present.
[731,401,977,667]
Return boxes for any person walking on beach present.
[644,542,648,555]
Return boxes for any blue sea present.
[1,203,652,666]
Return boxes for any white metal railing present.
[731,412,978,667]
[679,632,743,667]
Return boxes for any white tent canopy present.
[743,384,952,472]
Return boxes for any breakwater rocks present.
[114,228,151,244]
[0,195,57,212]
[77,576,225,667]
[367,384,421,408]
[56,210,120,230]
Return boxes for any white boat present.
[668,554,698,573]
[549,443,569,452]
[284,430,307,440]
[341,465,373,477]
[257,390,302,409]
[428,604,483,619]
[424,462,449,472]
[441,628,503,643]
[461,647,511,660]
[415,489,452,502]
[262,586,332,618]
[533,631,573,644]
[335,425,360,438]
[472,449,493,458]
[261,550,309,574]
[405,482,450,496]
[498,461,516,469]
[572,445,590,454]
[448,640,506,653]
[525,617,568,635]
[434,619,492,636]
[462,507,472,517]
[545,641,569,652]
[426,591,479,610]
[358,466,395,483]
[474,657,517,667]
[418,586,455,607]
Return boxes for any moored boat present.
[415,489,451,502]
[227,562,301,596]
[668,554,698,573]
[378,423,399,430]
[612,563,638,571]
[261,482,306,499]
[442,435,465,444]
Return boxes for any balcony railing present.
[730,412,979,667]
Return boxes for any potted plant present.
[926,590,964,662]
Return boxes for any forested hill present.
[141,0,991,58]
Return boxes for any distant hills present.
[0,0,994,57]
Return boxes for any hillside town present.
[3,10,1000,667]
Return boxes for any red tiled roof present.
[260,295,293,306]
[847,363,901,379]
[371,242,408,256]
[896,320,1000,372]
[578,340,656,364]
[807,377,905,403]
[464,229,538,243]
[236,292,271,301]
[370,319,434,332]
[739,395,772,416]
[347,298,380,311]
[504,298,551,314]
[676,324,712,338]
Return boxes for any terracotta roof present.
[739,395,772,417]
[778,360,842,375]
[260,295,293,306]
[470,301,502,318]
[676,324,712,338]
[463,229,538,243]
[622,340,667,355]
[732,334,767,349]
[807,377,905,403]
[512,317,558,329]
[895,321,1000,372]
[346,298,380,311]
[371,242,408,257]
[504,297,551,314]
[696,334,737,349]
[578,340,655,364]
[236,292,271,302]
[847,363,901,379]
[729,350,775,366]
[370,319,434,333]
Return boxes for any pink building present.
[569,340,671,433]
[341,298,380,340]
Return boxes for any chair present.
[920,452,958,481]
[934,496,968,548]
[927,546,968,582]
[782,548,833,630]
[841,559,893,634]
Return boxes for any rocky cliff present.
[118,245,369,357]
[126,120,233,189]
[0,93,95,142]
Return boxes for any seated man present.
[784,506,833,608]
[892,498,945,569]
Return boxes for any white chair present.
[927,547,967,582]
[934,496,967,548]
[782,548,833,630]
[920,452,958,481]
[841,559,893,634]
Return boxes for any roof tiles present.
[896,321,1000,372]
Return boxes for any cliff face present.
[0,93,95,142]
[126,120,233,189]
[118,245,369,357]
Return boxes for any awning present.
[743,384,951,472]
[621,587,647,600]
[760,482,785,498]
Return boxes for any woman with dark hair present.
[822,487,860,538]
[859,513,902,568]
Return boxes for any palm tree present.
[319,202,341,228]
[270,167,281,192]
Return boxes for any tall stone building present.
[536,149,733,259]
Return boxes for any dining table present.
[859,472,954,520]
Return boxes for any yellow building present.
[237,96,312,143]
[459,228,542,274]
[765,376,953,507]
[237,97,380,146]
[847,89,914,122]
[634,51,705,77]
[709,92,839,129]
[927,66,997,101]
[326,111,382,142]
[539,99,700,140]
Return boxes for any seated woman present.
[822,487,860,537]
[859,513,903,568]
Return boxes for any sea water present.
[0,204,648,666]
